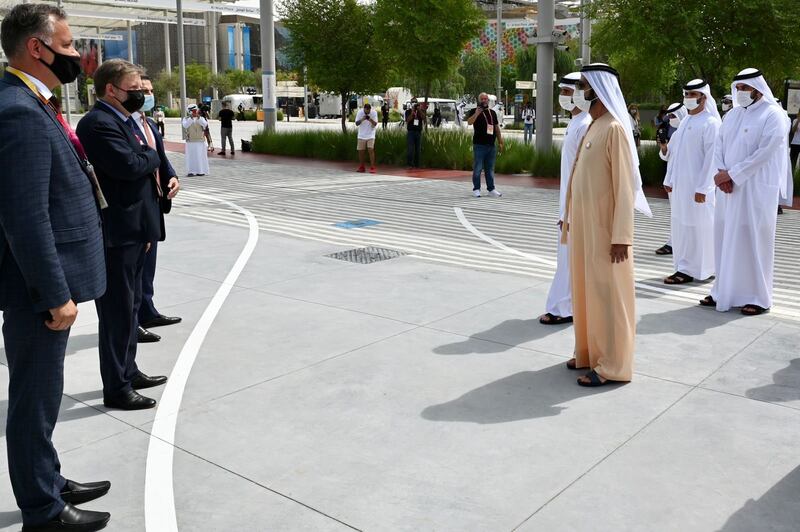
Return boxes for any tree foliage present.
[589,0,800,101]
[281,0,388,131]
[459,49,495,100]
[375,0,484,100]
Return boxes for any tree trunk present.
[341,91,348,134]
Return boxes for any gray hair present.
[1,3,66,60]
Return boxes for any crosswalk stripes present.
[171,155,800,323]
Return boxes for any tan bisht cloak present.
[564,111,636,381]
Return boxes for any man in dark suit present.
[133,75,182,345]
[0,5,112,531]
[76,59,168,412]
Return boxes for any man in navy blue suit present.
[76,59,168,412]
[0,4,112,531]
[132,75,182,345]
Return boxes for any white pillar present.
[234,23,244,71]
[96,27,103,64]
[535,0,554,152]
[126,21,133,62]
[580,0,592,64]
[164,11,173,108]
[209,5,219,100]
[259,0,276,131]
[177,0,188,114]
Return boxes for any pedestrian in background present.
[355,102,378,174]
[218,101,236,157]
[523,101,535,145]
[405,98,425,169]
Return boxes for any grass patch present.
[638,144,667,187]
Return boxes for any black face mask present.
[38,40,81,84]
[113,85,146,113]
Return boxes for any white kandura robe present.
[545,111,592,317]
[711,98,789,311]
[183,117,210,175]
[662,112,721,280]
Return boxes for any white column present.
[177,0,188,114]
[535,0,554,151]
[163,11,173,108]
[210,4,219,100]
[126,21,133,62]
[259,0,276,131]
[96,27,103,64]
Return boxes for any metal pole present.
[209,3,219,100]
[495,0,502,101]
[259,0,277,132]
[303,65,309,122]
[96,26,103,64]
[56,0,71,123]
[535,0,554,152]
[126,21,133,62]
[164,11,173,108]
[177,0,188,115]
[581,0,592,64]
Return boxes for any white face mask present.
[573,89,594,113]
[558,94,574,112]
[683,97,700,111]
[669,117,681,129]
[721,102,732,112]
[736,90,755,108]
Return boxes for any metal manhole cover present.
[326,247,407,264]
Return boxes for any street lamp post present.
[496,0,502,102]
[177,0,188,116]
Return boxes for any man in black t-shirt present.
[466,92,505,197]
[405,99,426,168]
[218,101,236,157]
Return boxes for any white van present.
[222,94,262,112]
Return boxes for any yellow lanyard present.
[5,67,50,105]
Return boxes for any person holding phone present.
[466,92,504,197]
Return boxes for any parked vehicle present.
[221,93,263,112]
[400,98,462,129]
[384,87,414,111]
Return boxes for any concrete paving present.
[0,153,798,531]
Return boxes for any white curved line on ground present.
[144,191,259,532]
[454,207,558,268]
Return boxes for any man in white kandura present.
[660,80,721,285]
[539,72,592,325]
[182,105,209,176]
[701,68,790,316]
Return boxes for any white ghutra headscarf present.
[683,79,721,121]
[582,63,652,217]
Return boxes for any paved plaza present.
[1,152,799,531]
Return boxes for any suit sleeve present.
[78,115,161,181]
[0,104,71,311]
[608,123,635,246]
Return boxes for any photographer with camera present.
[405,98,425,168]
[654,102,687,256]
[466,92,504,197]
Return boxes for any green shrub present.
[163,108,182,118]
[243,110,257,121]
[638,144,667,187]
[277,110,284,122]
[251,128,557,174]
[639,124,656,141]
[389,109,403,122]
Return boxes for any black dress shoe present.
[140,314,182,328]
[137,326,161,343]
[103,390,156,410]
[132,372,168,390]
[60,479,111,505]
[22,503,110,531]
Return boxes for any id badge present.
[487,125,494,135]
[413,119,420,126]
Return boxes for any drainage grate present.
[326,247,407,264]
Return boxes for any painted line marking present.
[145,191,259,532]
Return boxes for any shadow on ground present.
[421,363,619,424]
[432,319,566,355]
[718,464,800,531]
[745,359,800,403]
[637,306,747,336]
[0,510,21,530]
